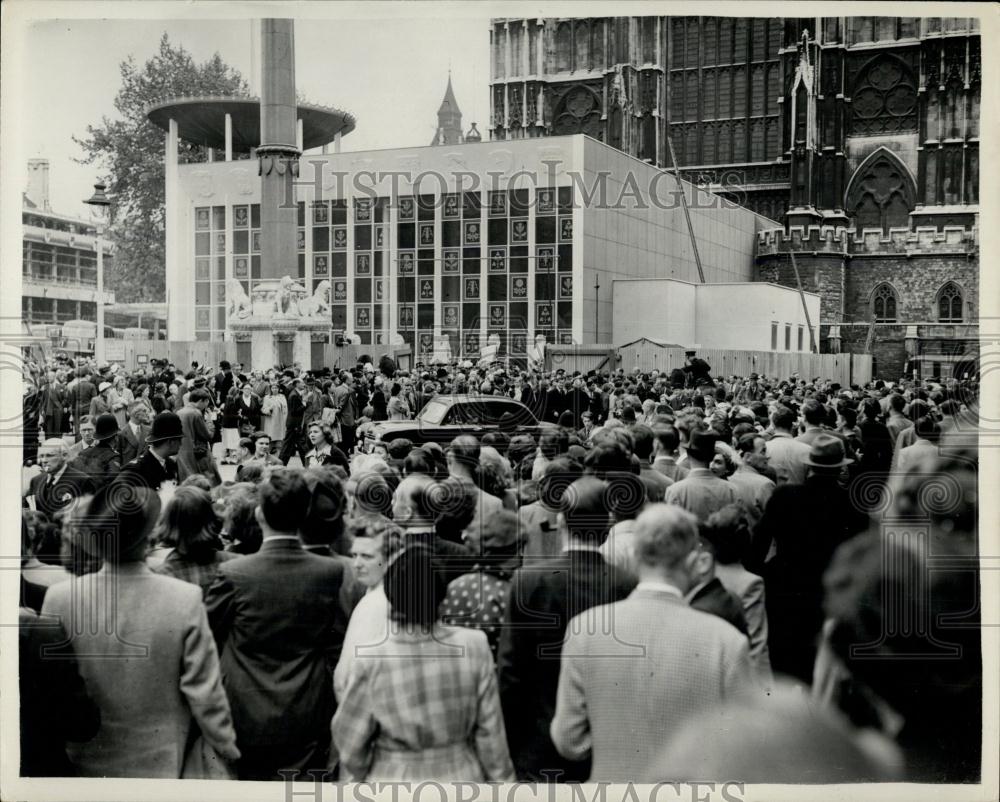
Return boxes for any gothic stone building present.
[489,17,980,378]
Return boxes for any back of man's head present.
[631,424,654,461]
[447,435,480,472]
[771,405,796,431]
[633,504,699,572]
[652,424,680,455]
[560,476,612,545]
[890,393,906,412]
[802,399,825,427]
[259,468,310,533]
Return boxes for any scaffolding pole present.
[664,134,706,284]
[788,250,818,353]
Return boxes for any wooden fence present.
[616,342,872,386]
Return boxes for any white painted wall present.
[613,279,820,353]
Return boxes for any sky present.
[16,14,491,220]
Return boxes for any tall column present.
[225,113,233,161]
[258,18,300,281]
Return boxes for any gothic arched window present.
[575,21,590,71]
[937,282,963,322]
[845,148,917,233]
[872,284,898,322]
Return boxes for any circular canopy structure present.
[146,96,356,152]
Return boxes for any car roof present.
[427,395,524,404]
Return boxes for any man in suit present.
[116,411,182,492]
[764,405,811,486]
[214,360,235,404]
[69,413,122,486]
[279,378,306,465]
[177,389,218,483]
[118,401,152,464]
[26,439,95,520]
[550,504,752,781]
[631,424,672,502]
[650,424,689,483]
[663,431,737,522]
[40,370,65,439]
[65,367,96,438]
[498,475,636,781]
[205,468,350,780]
[66,416,96,461]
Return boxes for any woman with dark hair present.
[387,382,410,420]
[332,545,514,781]
[220,385,241,465]
[153,486,236,595]
[222,484,263,555]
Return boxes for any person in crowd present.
[118,401,152,464]
[650,424,688,483]
[764,405,811,485]
[177,388,219,484]
[684,527,749,637]
[439,509,524,660]
[549,504,750,781]
[754,435,867,685]
[663,431,738,522]
[598,470,648,580]
[332,544,515,782]
[895,414,940,473]
[26,439,94,521]
[236,381,262,437]
[446,435,504,545]
[108,373,134,430]
[68,412,121,485]
[518,457,581,559]
[884,392,911,446]
[702,505,772,683]
[498,475,636,781]
[40,369,66,439]
[66,416,96,461]
[279,377,307,465]
[727,433,775,527]
[88,380,114,419]
[20,543,100,775]
[205,469,350,780]
[391,473,473,581]
[333,516,404,699]
[303,420,350,473]
[631,424,671,502]
[116,410,182,492]
[261,381,288,455]
[387,382,410,420]
[221,484,263,555]
[238,431,282,477]
[152,486,236,596]
[220,386,242,465]
[41,483,239,777]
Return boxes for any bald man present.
[26,439,95,519]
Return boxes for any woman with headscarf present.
[333,544,514,781]
[439,510,523,660]
[40,484,239,777]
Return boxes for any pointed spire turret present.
[431,71,464,145]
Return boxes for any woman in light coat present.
[260,381,288,454]
[108,374,134,430]
[41,484,239,778]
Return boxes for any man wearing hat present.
[753,434,868,683]
[663,431,737,523]
[116,411,182,492]
[68,413,121,485]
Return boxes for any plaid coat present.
[332,624,514,782]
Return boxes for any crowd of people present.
[18,349,982,784]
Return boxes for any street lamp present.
[83,182,111,363]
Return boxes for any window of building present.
[797,326,804,351]
[784,324,791,351]
[872,283,898,322]
[846,148,916,232]
[937,282,963,322]
[771,322,778,350]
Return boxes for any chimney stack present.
[26,159,51,211]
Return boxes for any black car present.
[363,395,558,451]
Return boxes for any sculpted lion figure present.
[226,279,252,319]
[299,279,331,318]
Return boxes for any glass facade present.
[192,185,576,360]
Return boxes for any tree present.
[75,34,249,302]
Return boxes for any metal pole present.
[788,250,817,353]
[95,225,105,363]
[664,134,706,284]
[594,279,600,341]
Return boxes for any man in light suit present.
[205,468,349,780]
[550,504,752,781]
[117,401,152,464]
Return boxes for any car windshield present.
[418,399,448,425]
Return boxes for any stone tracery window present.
[872,283,898,322]
[851,55,918,135]
[937,282,963,322]
[846,149,916,233]
[552,85,603,137]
